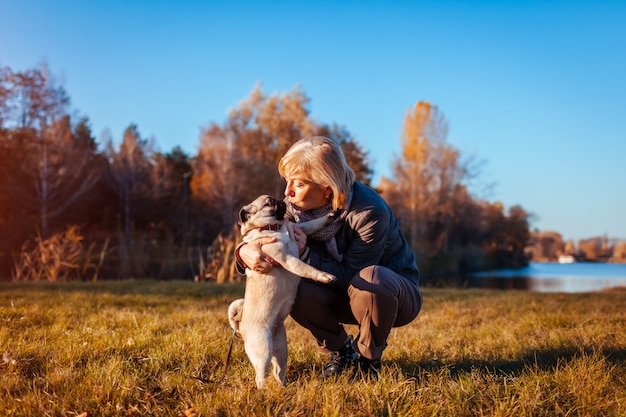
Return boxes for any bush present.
[197,224,243,283]
[12,225,110,282]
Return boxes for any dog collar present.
[259,224,281,232]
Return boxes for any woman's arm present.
[236,237,277,274]
[309,202,391,289]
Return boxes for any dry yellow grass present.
[1,281,624,416]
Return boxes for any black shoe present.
[354,357,381,380]
[323,337,358,378]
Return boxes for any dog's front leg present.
[264,245,336,284]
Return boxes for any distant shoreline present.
[532,258,626,264]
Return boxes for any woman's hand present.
[238,237,277,273]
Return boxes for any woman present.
[237,136,422,379]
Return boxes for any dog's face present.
[238,195,287,236]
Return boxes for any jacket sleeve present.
[308,202,390,290]
[235,241,247,275]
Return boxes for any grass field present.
[0,280,624,416]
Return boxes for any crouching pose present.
[237,136,422,379]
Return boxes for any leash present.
[221,327,238,381]
[186,327,238,385]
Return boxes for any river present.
[467,262,626,293]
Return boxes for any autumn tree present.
[222,83,317,199]
[0,64,69,131]
[578,236,612,261]
[481,203,530,268]
[192,84,371,237]
[316,123,373,186]
[0,66,101,237]
[613,240,626,261]
[23,116,102,236]
[382,101,530,277]
[0,126,18,277]
[191,85,372,281]
[148,146,193,242]
[525,231,561,261]
[104,124,155,244]
[387,101,464,260]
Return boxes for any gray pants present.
[290,265,422,361]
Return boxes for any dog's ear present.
[275,200,287,220]
[238,207,249,225]
[239,203,259,226]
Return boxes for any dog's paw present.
[317,272,336,284]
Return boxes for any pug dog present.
[228,195,337,388]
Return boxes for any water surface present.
[467,262,626,293]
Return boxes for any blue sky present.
[2,0,625,242]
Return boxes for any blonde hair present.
[278,136,355,210]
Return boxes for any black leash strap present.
[221,327,238,381]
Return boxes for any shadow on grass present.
[393,346,626,379]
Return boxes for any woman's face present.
[284,177,331,211]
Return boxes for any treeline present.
[526,231,626,263]
[0,64,530,283]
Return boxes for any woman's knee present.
[348,266,421,327]
[349,265,401,297]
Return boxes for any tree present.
[316,123,373,185]
[0,127,18,277]
[383,101,530,276]
[104,124,154,244]
[388,101,460,259]
[42,117,101,235]
[227,83,317,198]
[192,84,373,236]
[148,146,193,242]
[614,240,626,261]
[192,84,374,238]
[0,65,98,238]
[0,63,69,131]
[5,115,102,237]
[191,85,375,282]
[499,205,531,267]
[192,124,241,234]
